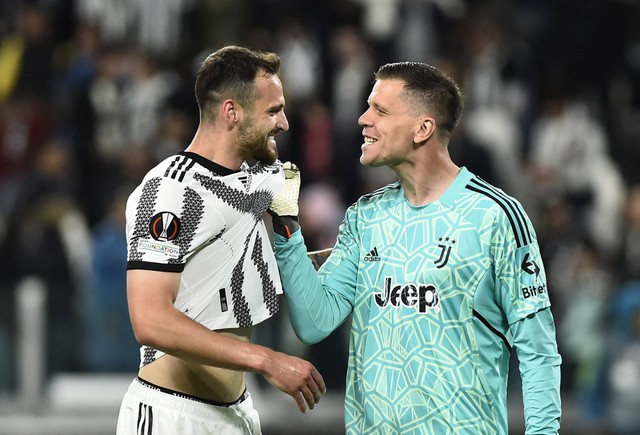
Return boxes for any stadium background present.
[1,0,640,433]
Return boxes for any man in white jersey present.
[117,45,325,435]
[269,62,562,434]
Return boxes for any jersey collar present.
[179,151,240,176]
[437,166,474,207]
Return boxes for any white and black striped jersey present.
[125,151,284,367]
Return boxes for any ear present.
[415,116,436,143]
[222,99,239,124]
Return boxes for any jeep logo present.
[374,277,441,314]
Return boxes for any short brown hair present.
[194,46,281,121]
[375,62,464,137]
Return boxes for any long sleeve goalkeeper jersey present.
[274,167,562,434]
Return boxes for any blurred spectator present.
[75,0,133,49]
[607,280,640,434]
[194,0,249,51]
[607,0,640,187]
[272,18,324,166]
[0,99,55,218]
[393,0,465,64]
[558,239,612,432]
[133,0,195,61]
[52,21,103,225]
[75,0,195,62]
[328,25,374,203]
[456,10,534,200]
[357,0,401,64]
[276,19,322,106]
[88,47,129,162]
[436,55,498,186]
[0,2,57,220]
[298,182,349,390]
[298,182,344,251]
[298,99,334,183]
[122,49,180,150]
[618,185,640,282]
[82,186,139,372]
[528,92,625,257]
[537,198,584,311]
[150,104,196,165]
[0,2,54,103]
[448,120,498,187]
[53,22,102,129]
[1,140,87,375]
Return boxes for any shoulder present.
[460,176,535,249]
[247,160,282,175]
[338,182,400,229]
[126,154,211,215]
[356,181,401,208]
[135,154,203,188]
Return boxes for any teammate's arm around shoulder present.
[127,269,326,413]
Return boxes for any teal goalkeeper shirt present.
[274,167,562,434]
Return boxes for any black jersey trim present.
[473,309,513,351]
[166,154,188,180]
[164,154,183,179]
[127,261,184,273]
[136,377,248,407]
[465,178,531,248]
[472,178,531,245]
[179,151,239,176]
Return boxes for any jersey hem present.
[127,261,185,273]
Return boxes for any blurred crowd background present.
[1,0,640,433]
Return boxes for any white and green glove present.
[270,161,301,216]
[269,161,301,238]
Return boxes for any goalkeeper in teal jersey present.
[269,61,561,434]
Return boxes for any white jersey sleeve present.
[126,174,225,271]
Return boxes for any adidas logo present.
[364,247,380,262]
[238,174,250,191]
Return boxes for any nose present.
[358,108,371,127]
[277,111,289,132]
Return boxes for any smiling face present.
[358,79,424,168]
[237,73,289,164]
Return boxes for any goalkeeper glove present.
[269,161,301,238]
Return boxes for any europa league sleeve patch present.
[149,211,181,242]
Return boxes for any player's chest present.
[356,212,490,292]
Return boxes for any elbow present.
[130,317,164,349]
[293,326,329,346]
[131,325,154,348]
[299,334,322,346]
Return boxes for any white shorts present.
[116,377,261,435]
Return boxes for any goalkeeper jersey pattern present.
[282,167,555,434]
[125,151,284,367]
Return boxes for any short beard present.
[237,119,278,164]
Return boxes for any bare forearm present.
[137,307,325,413]
[137,307,271,374]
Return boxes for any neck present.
[185,126,243,169]
[394,150,460,207]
